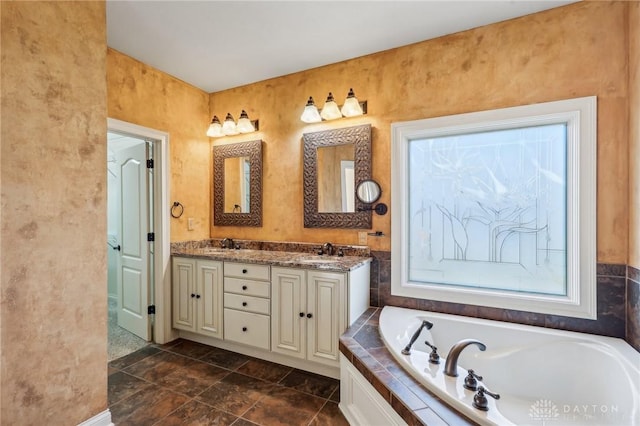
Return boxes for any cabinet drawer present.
[225,262,270,281]
[224,309,270,350]
[224,293,270,315]
[224,277,270,298]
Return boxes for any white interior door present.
[116,141,150,340]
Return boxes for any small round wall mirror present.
[356,180,382,204]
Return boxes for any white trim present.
[391,97,597,319]
[107,118,174,343]
[77,410,113,426]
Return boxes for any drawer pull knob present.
[196,294,201,299]
[191,293,196,298]
[242,269,248,274]
[299,312,305,317]
[242,327,247,332]
[307,313,313,319]
[242,285,248,290]
[242,302,248,306]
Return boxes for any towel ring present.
[171,202,184,218]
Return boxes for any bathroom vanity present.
[171,245,371,378]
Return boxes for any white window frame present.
[391,97,597,319]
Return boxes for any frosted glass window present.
[391,97,597,319]
[407,124,567,296]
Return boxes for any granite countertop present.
[340,308,475,426]
[171,247,372,272]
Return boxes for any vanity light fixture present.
[300,88,366,123]
[207,110,259,138]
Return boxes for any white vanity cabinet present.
[271,265,369,368]
[223,262,271,350]
[172,257,224,339]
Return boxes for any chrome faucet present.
[221,238,234,249]
[444,339,486,377]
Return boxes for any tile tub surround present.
[171,239,372,272]
[628,266,640,352]
[370,251,634,344]
[339,308,475,426]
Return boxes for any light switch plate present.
[358,231,367,245]
[187,217,194,231]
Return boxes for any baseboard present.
[77,409,113,426]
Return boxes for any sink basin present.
[199,248,227,254]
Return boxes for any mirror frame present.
[303,124,372,228]
[213,140,263,227]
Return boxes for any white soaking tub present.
[379,306,640,426]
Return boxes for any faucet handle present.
[424,340,440,364]
[473,386,500,411]
[463,369,483,391]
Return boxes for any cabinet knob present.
[242,285,248,290]
[242,269,248,274]
[196,294,201,299]
[191,293,196,298]
[242,302,248,306]
[307,313,313,319]
[242,327,247,332]
[299,312,305,318]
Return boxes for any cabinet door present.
[306,271,346,366]
[172,257,196,332]
[196,260,224,338]
[271,267,306,359]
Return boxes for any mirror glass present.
[213,140,262,227]
[317,144,355,213]
[223,156,250,213]
[303,124,373,228]
[356,180,381,204]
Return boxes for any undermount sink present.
[297,256,341,264]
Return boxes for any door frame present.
[107,118,174,344]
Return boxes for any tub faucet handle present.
[424,340,440,364]
[463,369,483,391]
[473,386,500,411]
[401,320,434,355]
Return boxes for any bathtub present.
[379,306,640,426]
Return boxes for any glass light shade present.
[341,88,363,117]
[222,113,238,135]
[320,92,342,121]
[236,110,255,133]
[300,96,322,123]
[206,115,223,137]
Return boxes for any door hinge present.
[147,232,155,242]
[147,305,156,315]
[147,159,154,169]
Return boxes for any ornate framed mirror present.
[303,124,372,228]
[213,140,263,227]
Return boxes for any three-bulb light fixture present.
[300,88,365,123]
[207,110,257,138]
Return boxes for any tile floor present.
[108,339,348,426]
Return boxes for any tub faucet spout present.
[444,339,486,377]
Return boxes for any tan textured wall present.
[209,1,629,262]
[630,1,640,268]
[1,2,108,423]
[107,49,211,242]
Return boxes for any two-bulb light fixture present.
[207,110,258,138]
[300,88,366,124]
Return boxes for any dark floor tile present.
[279,369,339,399]
[110,385,190,426]
[108,365,119,376]
[309,401,349,426]
[242,386,325,426]
[196,372,274,416]
[236,358,292,383]
[123,351,193,382]
[154,400,238,426]
[155,360,231,397]
[329,385,340,403]
[199,347,251,370]
[109,345,160,370]
[165,339,215,359]
[230,419,260,426]
[108,371,152,406]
